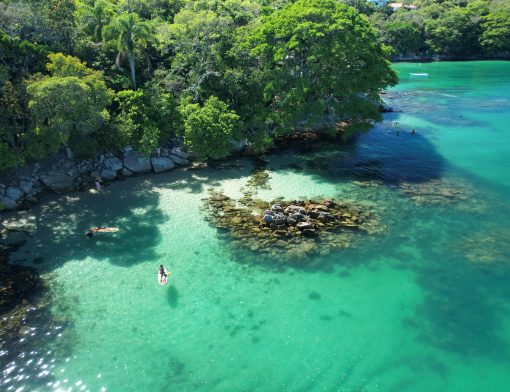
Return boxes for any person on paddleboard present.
[159,265,167,280]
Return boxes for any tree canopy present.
[0,0,507,170]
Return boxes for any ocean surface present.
[3,61,510,391]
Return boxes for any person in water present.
[159,265,167,281]
[86,230,93,238]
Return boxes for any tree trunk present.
[129,53,137,90]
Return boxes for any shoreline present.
[392,54,510,63]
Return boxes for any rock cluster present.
[0,145,190,211]
[204,192,382,260]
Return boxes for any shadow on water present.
[268,128,446,186]
[10,164,254,272]
[167,285,179,308]
[406,258,510,361]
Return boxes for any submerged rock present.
[204,191,381,261]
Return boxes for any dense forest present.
[0,0,508,171]
[352,0,510,57]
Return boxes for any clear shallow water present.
[3,61,510,391]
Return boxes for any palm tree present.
[78,0,116,44]
[103,12,151,89]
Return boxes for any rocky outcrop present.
[123,152,152,173]
[205,191,383,261]
[151,157,176,173]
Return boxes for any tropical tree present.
[180,96,241,160]
[76,0,117,44]
[27,53,113,156]
[103,11,152,89]
[235,0,397,135]
[481,1,510,53]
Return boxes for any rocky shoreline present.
[0,143,190,212]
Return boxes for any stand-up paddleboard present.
[410,73,429,77]
[89,227,119,233]
[158,269,169,286]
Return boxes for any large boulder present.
[6,186,24,202]
[40,173,76,193]
[169,154,189,166]
[151,157,176,173]
[100,168,117,180]
[1,197,17,210]
[170,147,189,159]
[123,152,151,173]
[102,157,123,172]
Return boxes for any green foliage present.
[103,11,152,89]
[0,143,19,171]
[181,96,241,160]
[481,1,510,52]
[235,0,397,133]
[26,53,113,158]
[107,85,179,154]
[2,0,507,172]
[369,0,508,57]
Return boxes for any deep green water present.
[3,61,510,391]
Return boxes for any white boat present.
[410,73,429,77]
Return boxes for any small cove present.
[2,61,510,391]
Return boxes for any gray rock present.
[122,167,134,176]
[1,196,17,210]
[271,204,283,213]
[263,214,273,224]
[103,157,123,171]
[297,221,314,230]
[100,168,117,180]
[6,186,24,201]
[285,205,307,215]
[90,171,100,178]
[40,173,76,193]
[66,147,74,159]
[287,217,297,226]
[151,157,176,173]
[170,147,189,160]
[123,152,151,173]
[273,213,287,225]
[0,184,6,197]
[289,213,305,222]
[169,154,189,166]
[19,180,33,195]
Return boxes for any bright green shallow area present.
[6,61,510,391]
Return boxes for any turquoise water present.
[3,61,510,391]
